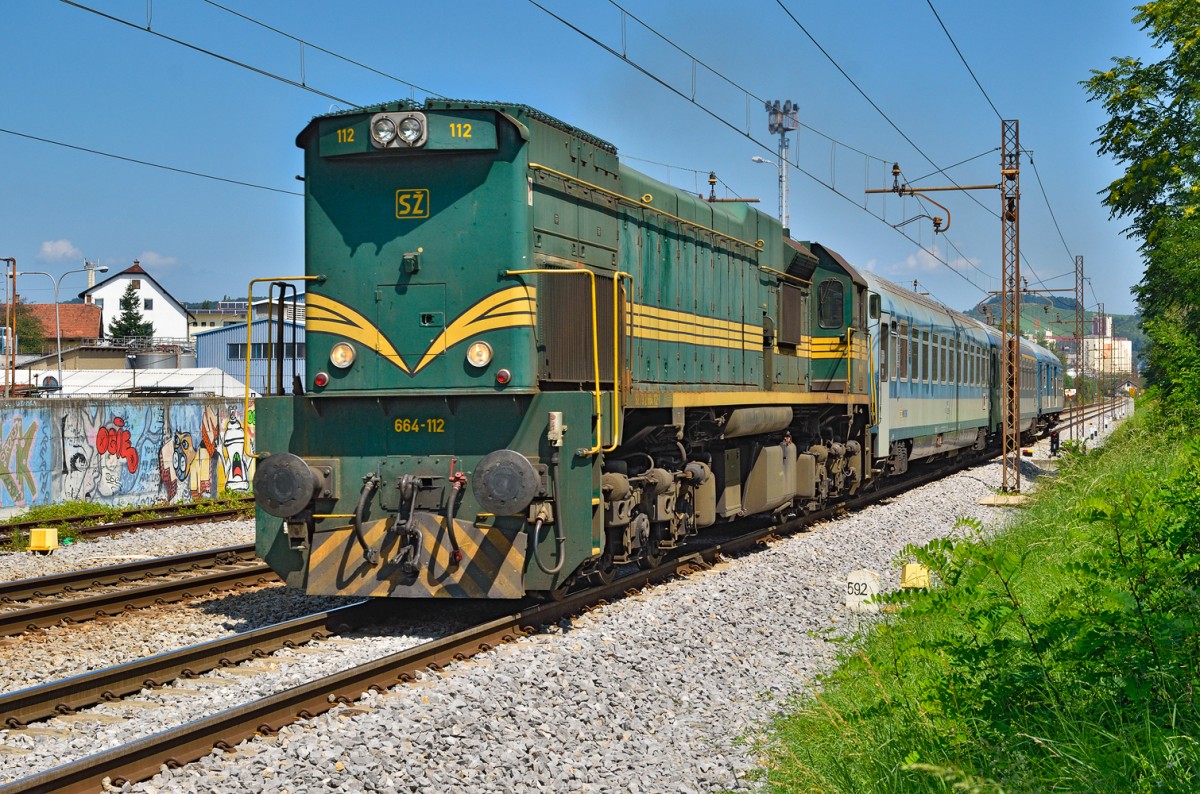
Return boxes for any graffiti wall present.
[0,398,255,512]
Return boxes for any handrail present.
[606,272,633,453]
[504,267,615,458]
[846,327,855,395]
[244,275,322,460]
[866,329,877,426]
[759,265,811,286]
[528,163,764,253]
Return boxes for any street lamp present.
[751,155,786,231]
[16,265,108,394]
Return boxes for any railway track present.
[0,450,991,794]
[0,498,255,546]
[0,546,275,637]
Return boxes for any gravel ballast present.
[0,411,1127,791]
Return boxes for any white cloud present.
[886,244,979,278]
[136,251,179,270]
[36,239,83,263]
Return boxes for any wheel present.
[588,562,618,586]
[636,522,666,570]
[533,576,575,602]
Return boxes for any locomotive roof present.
[298,99,618,154]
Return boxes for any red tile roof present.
[25,304,103,340]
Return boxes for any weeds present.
[766,404,1200,792]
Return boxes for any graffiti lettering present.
[96,417,140,474]
[0,417,39,503]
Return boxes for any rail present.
[0,445,1005,793]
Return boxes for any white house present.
[80,261,193,341]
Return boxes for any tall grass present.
[765,404,1200,792]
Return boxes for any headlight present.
[330,342,356,369]
[466,341,493,368]
[369,112,428,148]
[399,117,424,144]
[371,117,397,146]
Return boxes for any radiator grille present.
[537,273,621,385]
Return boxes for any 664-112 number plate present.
[393,418,446,433]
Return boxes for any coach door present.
[875,307,893,459]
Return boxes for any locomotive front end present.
[253,101,617,599]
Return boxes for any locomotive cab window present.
[817,279,844,329]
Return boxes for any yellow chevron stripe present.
[306,294,407,373]
[412,286,536,374]
[307,287,535,377]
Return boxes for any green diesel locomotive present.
[252,99,874,599]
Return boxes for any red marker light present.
[314,371,330,388]
[495,368,512,385]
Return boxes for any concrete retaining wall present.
[0,398,254,514]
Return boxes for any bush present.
[766,410,1200,792]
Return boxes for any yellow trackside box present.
[29,527,59,553]
[900,563,930,589]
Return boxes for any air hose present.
[531,452,568,575]
[444,467,466,566]
[353,474,381,566]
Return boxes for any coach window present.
[942,339,949,383]
[817,279,844,329]
[926,333,936,383]
[898,322,909,381]
[922,331,930,383]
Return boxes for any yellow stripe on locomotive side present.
[631,302,762,351]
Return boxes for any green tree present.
[10,298,46,353]
[107,282,154,339]
[1084,1,1200,406]
[1083,1,1200,246]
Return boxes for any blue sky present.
[2,0,1154,314]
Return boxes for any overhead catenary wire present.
[921,0,1083,289]
[59,0,360,107]
[925,0,1002,121]
[604,0,890,165]
[0,126,303,196]
[199,0,444,100]
[525,0,990,296]
[774,0,1054,291]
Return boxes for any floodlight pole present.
[764,100,798,232]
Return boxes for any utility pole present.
[866,120,1024,491]
[1096,302,1105,429]
[2,258,14,398]
[1074,255,1084,442]
[764,100,798,232]
[999,121,1021,492]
